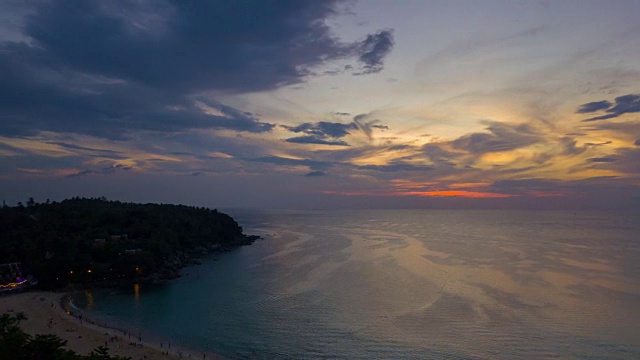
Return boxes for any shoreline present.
[1,290,225,360]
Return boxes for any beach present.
[1,291,221,360]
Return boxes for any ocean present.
[72,209,640,359]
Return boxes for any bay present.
[73,209,640,359]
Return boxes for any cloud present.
[576,100,612,113]
[0,1,394,138]
[636,139,640,146]
[66,163,132,177]
[285,136,349,146]
[584,140,612,147]
[0,141,28,155]
[351,30,395,75]
[249,156,330,170]
[358,163,434,172]
[422,143,459,164]
[588,157,618,163]
[580,94,640,121]
[45,141,128,159]
[305,171,327,177]
[1,43,276,138]
[352,113,389,141]
[285,121,357,138]
[283,121,357,146]
[452,121,542,154]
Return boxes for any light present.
[87,269,92,273]
[0,279,28,289]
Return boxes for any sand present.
[1,291,223,360]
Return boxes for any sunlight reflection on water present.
[79,209,640,359]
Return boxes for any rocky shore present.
[93,234,261,288]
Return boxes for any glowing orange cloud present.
[323,190,517,198]
[390,179,438,190]
[385,179,513,197]
[401,190,516,198]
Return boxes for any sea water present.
[74,209,640,359]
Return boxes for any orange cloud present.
[402,190,516,198]
[381,179,515,198]
[390,179,438,190]
[323,189,516,198]
[448,182,491,189]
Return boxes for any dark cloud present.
[452,122,542,154]
[351,30,395,75]
[285,136,349,146]
[609,148,640,175]
[422,143,458,163]
[66,170,94,178]
[285,121,357,138]
[555,137,585,157]
[588,157,618,163]
[576,100,612,114]
[305,171,327,177]
[331,112,351,116]
[0,1,394,138]
[352,113,389,141]
[1,42,275,138]
[250,156,329,170]
[47,142,126,160]
[249,154,433,175]
[584,140,612,147]
[388,144,412,151]
[635,139,640,146]
[487,179,565,195]
[66,163,132,177]
[283,121,357,146]
[358,163,434,172]
[580,94,640,121]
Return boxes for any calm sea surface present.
[73,209,640,359]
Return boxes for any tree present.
[14,312,27,325]
[88,346,131,360]
[23,334,69,360]
[0,313,131,360]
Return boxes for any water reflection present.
[133,283,140,302]
[84,290,94,310]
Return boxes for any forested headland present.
[0,197,258,290]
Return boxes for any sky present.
[1,0,640,210]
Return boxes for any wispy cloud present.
[452,121,542,154]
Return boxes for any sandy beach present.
[1,291,222,360]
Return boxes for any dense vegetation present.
[0,312,129,360]
[0,197,256,289]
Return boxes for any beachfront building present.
[0,262,33,294]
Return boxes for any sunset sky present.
[2,0,640,209]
